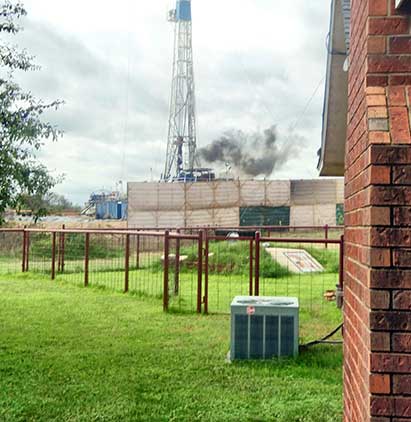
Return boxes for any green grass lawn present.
[0,273,343,422]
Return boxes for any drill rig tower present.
[163,0,198,182]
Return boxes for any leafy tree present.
[0,1,63,224]
[19,192,80,222]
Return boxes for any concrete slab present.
[265,247,324,274]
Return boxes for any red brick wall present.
[344,1,411,421]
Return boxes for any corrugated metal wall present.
[127,179,344,228]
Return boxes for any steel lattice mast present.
[163,0,198,181]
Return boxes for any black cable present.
[300,323,343,350]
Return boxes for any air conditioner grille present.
[230,296,299,360]
[250,316,264,358]
[281,316,295,356]
[234,315,248,359]
[265,315,279,357]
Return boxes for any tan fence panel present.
[290,205,315,227]
[157,183,185,211]
[214,181,240,208]
[186,209,213,227]
[213,207,240,226]
[313,204,337,226]
[128,183,158,212]
[128,211,157,228]
[185,182,214,210]
[157,211,185,228]
[291,179,338,206]
[336,178,345,204]
[265,180,291,206]
[240,181,266,206]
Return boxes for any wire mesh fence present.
[128,233,164,299]
[0,230,23,274]
[26,231,53,275]
[166,233,202,313]
[0,227,344,332]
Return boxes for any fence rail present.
[0,227,344,319]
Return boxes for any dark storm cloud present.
[199,125,300,177]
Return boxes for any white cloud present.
[9,0,330,204]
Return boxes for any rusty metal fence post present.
[22,230,27,273]
[124,233,130,293]
[254,231,260,296]
[51,232,56,280]
[58,224,66,273]
[84,233,90,287]
[204,231,209,314]
[136,234,140,269]
[339,235,344,290]
[25,231,30,272]
[337,234,345,309]
[163,230,170,312]
[249,238,254,296]
[197,230,203,314]
[175,229,181,295]
[325,224,329,249]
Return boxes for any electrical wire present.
[289,75,325,133]
[300,322,343,350]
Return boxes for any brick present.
[344,0,411,419]
[389,36,411,54]
[393,333,411,352]
[368,17,410,35]
[370,374,391,394]
[394,250,411,268]
[370,166,391,184]
[393,167,411,185]
[394,375,411,395]
[395,398,411,418]
[370,186,411,206]
[370,312,411,331]
[369,0,389,16]
[371,290,391,309]
[388,86,407,106]
[390,75,411,86]
[369,118,389,131]
[370,145,411,165]
[394,207,411,225]
[370,248,391,267]
[367,75,389,87]
[370,207,391,225]
[371,270,411,289]
[389,107,411,144]
[369,131,391,143]
[368,37,387,54]
[368,107,389,118]
[393,290,411,309]
[367,87,387,95]
[371,332,391,351]
[372,353,411,373]
[371,396,394,416]
[368,94,388,106]
[368,56,411,73]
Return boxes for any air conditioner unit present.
[230,296,299,361]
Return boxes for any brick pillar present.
[344,1,411,421]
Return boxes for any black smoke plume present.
[199,125,292,177]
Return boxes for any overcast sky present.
[12,0,331,205]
